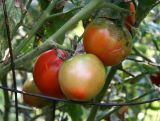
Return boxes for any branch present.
[127,57,160,67]
[49,6,82,19]
[133,47,153,62]
[122,71,159,84]
[12,0,33,37]
[13,0,59,57]
[118,68,135,77]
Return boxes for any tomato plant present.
[58,54,106,101]
[83,18,132,66]
[23,80,49,108]
[150,73,160,86]
[124,1,136,31]
[33,49,65,98]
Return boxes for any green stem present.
[47,0,104,44]
[87,66,118,121]
[1,76,10,121]
[133,47,153,62]
[11,0,33,37]
[13,0,59,56]
[45,101,57,121]
[49,6,82,19]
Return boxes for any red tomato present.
[58,54,106,101]
[83,19,132,66]
[150,73,160,86]
[33,49,65,98]
[23,80,49,108]
[124,1,136,31]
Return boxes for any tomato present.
[124,1,136,31]
[58,54,106,101]
[23,80,49,108]
[150,73,160,86]
[83,19,132,66]
[150,101,160,110]
[33,49,65,98]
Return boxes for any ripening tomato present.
[33,49,65,98]
[150,101,160,110]
[124,0,136,31]
[58,54,106,101]
[150,73,160,86]
[83,19,132,66]
[23,80,49,108]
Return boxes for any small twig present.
[2,0,19,120]
[49,6,82,18]
[10,102,33,111]
[13,0,59,57]
[127,57,160,67]
[119,68,135,77]
[153,1,160,8]
[12,0,33,37]
[152,39,160,51]
[122,71,159,84]
[133,47,153,62]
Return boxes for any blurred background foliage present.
[0,0,160,121]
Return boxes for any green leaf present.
[135,0,158,26]
[63,103,83,121]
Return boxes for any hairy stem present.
[11,0,33,37]
[13,0,59,56]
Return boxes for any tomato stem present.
[87,66,118,121]
[13,0,59,57]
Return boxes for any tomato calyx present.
[56,49,67,61]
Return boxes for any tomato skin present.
[58,54,106,101]
[33,49,64,98]
[23,80,49,108]
[150,73,160,86]
[83,19,132,66]
[125,1,136,31]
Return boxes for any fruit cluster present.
[23,1,136,107]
